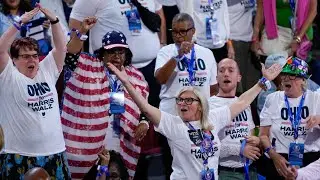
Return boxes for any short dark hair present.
[172,13,195,28]
[10,37,39,59]
[0,0,32,16]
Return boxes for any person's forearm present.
[296,0,317,39]
[123,81,161,126]
[0,26,19,54]
[67,27,87,54]
[252,0,264,39]
[155,59,177,84]
[157,8,167,45]
[51,21,67,52]
[230,84,262,119]
[297,158,320,180]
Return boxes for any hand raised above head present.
[20,8,40,24]
[81,17,98,32]
[261,63,282,81]
[37,4,57,22]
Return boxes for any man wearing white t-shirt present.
[0,7,69,178]
[155,13,218,115]
[209,58,260,179]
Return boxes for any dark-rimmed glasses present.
[171,27,194,37]
[280,74,299,80]
[175,97,200,105]
[18,54,39,60]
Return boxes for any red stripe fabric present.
[61,54,149,179]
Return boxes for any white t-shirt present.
[155,44,217,115]
[193,0,230,49]
[157,106,231,180]
[227,0,254,42]
[209,96,255,168]
[260,90,320,154]
[0,52,65,156]
[70,0,161,68]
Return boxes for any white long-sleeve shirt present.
[297,158,320,180]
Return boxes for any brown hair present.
[0,0,33,16]
[10,37,39,59]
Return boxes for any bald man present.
[24,167,51,180]
[209,58,260,180]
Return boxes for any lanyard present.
[240,140,250,180]
[105,68,121,92]
[288,0,295,14]
[208,0,215,18]
[284,92,306,140]
[182,47,196,86]
[186,122,213,170]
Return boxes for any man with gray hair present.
[155,13,218,116]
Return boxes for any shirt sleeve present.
[219,143,241,158]
[209,106,231,132]
[0,58,14,94]
[259,94,274,126]
[297,158,320,180]
[157,111,184,140]
[70,0,100,21]
[208,50,217,85]
[246,106,255,131]
[154,45,176,75]
[154,0,163,11]
[39,51,60,83]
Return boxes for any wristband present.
[139,120,149,130]
[13,22,21,31]
[264,146,273,154]
[68,28,88,41]
[294,36,301,44]
[97,165,109,177]
[50,17,59,25]
[173,55,185,63]
[258,77,272,91]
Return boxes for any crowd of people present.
[0,0,320,180]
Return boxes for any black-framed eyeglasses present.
[280,74,299,80]
[175,97,200,105]
[171,27,194,37]
[18,54,39,59]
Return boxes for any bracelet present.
[139,120,149,129]
[13,22,21,31]
[68,28,88,41]
[97,165,109,177]
[50,17,60,25]
[258,77,272,91]
[294,36,301,44]
[264,146,273,154]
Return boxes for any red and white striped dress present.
[61,53,149,179]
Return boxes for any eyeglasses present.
[18,54,39,60]
[171,27,194,37]
[280,74,299,80]
[107,49,126,57]
[175,97,200,105]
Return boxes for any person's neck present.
[285,89,304,98]
[10,8,19,16]
[217,89,236,98]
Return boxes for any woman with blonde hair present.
[106,61,282,179]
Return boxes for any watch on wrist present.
[50,17,59,24]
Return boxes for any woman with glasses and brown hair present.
[107,55,282,179]
[60,17,149,179]
[259,57,320,179]
[155,13,219,116]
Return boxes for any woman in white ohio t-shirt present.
[106,60,281,180]
[260,57,320,180]
[0,7,70,178]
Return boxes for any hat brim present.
[281,71,310,79]
[104,44,129,50]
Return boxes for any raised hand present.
[261,63,282,81]
[20,8,40,24]
[80,17,97,33]
[37,3,57,22]
[107,63,130,84]
[98,149,110,166]
[178,41,194,57]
